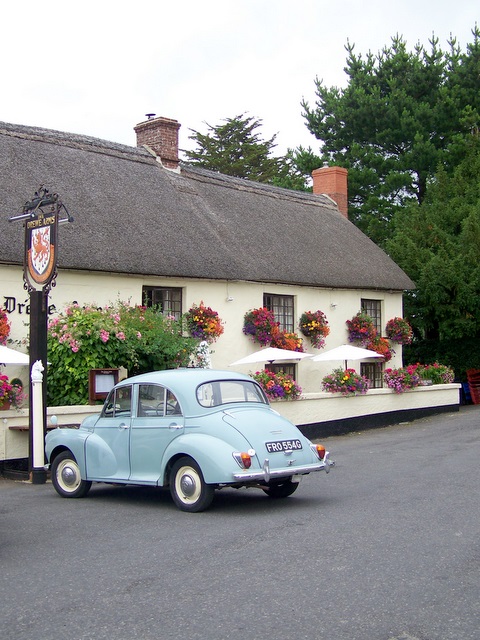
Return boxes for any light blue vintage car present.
[45,369,334,512]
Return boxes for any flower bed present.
[251,369,302,400]
[322,368,370,396]
[0,375,25,409]
[384,363,454,392]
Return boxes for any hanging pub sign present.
[23,187,60,293]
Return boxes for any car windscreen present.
[196,379,268,407]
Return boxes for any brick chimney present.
[311,166,348,218]
[134,115,180,170]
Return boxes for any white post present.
[31,360,46,483]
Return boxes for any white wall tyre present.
[170,457,214,512]
[51,451,92,498]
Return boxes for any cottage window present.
[361,362,383,389]
[267,363,297,379]
[361,298,382,334]
[263,294,294,332]
[143,286,182,320]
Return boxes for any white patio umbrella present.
[311,344,383,369]
[0,344,30,365]
[230,347,313,366]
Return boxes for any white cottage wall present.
[1,264,405,396]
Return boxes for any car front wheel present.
[169,457,214,512]
[51,451,92,498]
[263,479,299,499]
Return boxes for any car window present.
[196,380,267,407]
[102,386,132,418]
[138,384,165,417]
[137,384,182,417]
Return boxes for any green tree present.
[299,28,480,245]
[386,134,480,376]
[183,113,308,189]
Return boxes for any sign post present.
[9,187,73,484]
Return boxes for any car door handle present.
[169,423,183,429]
[119,423,130,429]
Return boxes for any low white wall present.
[1,384,461,462]
[272,384,461,426]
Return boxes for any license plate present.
[265,439,303,453]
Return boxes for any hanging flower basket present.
[251,370,302,400]
[299,310,330,349]
[0,308,11,346]
[367,336,393,362]
[185,301,224,343]
[385,317,413,345]
[270,329,305,352]
[346,312,376,346]
[243,308,279,346]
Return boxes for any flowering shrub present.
[384,366,421,393]
[243,308,279,346]
[416,363,455,384]
[322,368,370,396]
[251,369,302,400]
[299,310,330,348]
[346,312,376,346]
[0,308,11,346]
[185,301,224,343]
[385,317,413,345]
[47,301,198,406]
[0,375,25,409]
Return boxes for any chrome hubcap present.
[180,473,196,497]
[61,465,77,486]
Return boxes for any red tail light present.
[232,452,252,469]
[240,452,252,469]
[315,445,326,460]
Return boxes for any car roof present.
[116,368,254,390]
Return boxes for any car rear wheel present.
[170,457,214,512]
[51,451,92,498]
[263,479,299,499]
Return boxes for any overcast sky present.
[2,1,478,157]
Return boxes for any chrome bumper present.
[232,452,335,482]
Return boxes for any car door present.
[85,385,132,480]
[129,383,185,484]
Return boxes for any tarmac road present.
[1,406,479,640]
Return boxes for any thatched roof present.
[0,121,414,291]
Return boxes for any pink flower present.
[136,332,142,339]
[100,329,110,343]
[116,332,126,341]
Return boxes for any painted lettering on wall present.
[3,296,56,316]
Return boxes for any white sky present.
[1,1,478,157]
